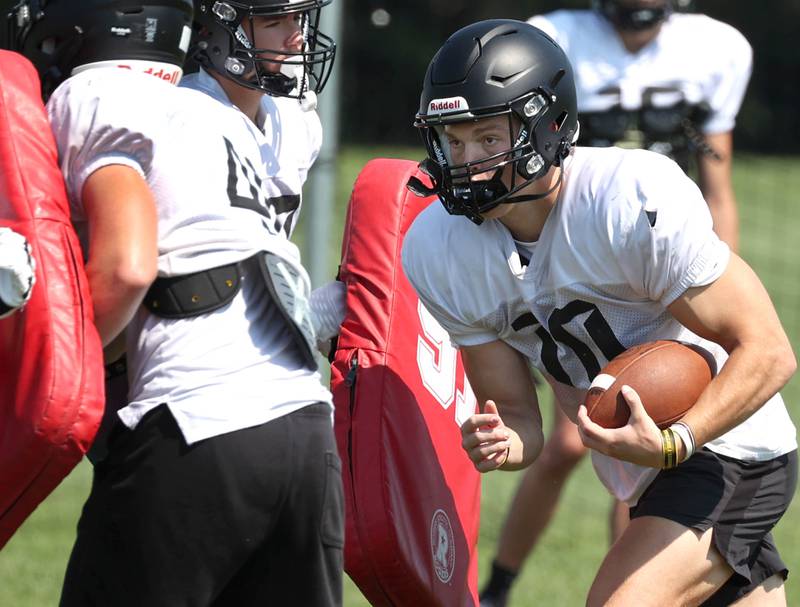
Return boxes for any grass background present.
[1,147,797,606]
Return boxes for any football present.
[584,340,715,429]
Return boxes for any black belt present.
[142,254,317,370]
[143,257,256,319]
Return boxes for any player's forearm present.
[683,334,795,448]
[500,412,545,471]
[703,189,739,252]
[86,261,154,346]
[697,132,738,252]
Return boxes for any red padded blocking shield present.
[0,51,104,548]
[332,159,480,606]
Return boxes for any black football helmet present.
[593,0,689,31]
[409,19,578,224]
[190,0,336,98]
[1,0,194,98]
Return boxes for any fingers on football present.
[620,384,648,422]
[577,404,607,448]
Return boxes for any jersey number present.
[516,300,625,386]
[416,301,476,428]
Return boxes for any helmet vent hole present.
[550,69,565,88]
[552,111,569,132]
[120,7,144,14]
[489,73,516,85]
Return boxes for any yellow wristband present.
[661,428,677,469]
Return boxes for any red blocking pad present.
[0,51,104,548]
[332,158,480,606]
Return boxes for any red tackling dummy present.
[0,51,104,548]
[331,158,480,606]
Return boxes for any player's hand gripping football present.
[460,400,513,473]
[577,385,665,468]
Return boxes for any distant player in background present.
[404,19,796,607]
[480,3,753,604]
[0,227,35,318]
[537,0,750,251]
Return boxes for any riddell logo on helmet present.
[428,96,469,114]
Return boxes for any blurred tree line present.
[337,0,800,153]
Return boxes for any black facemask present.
[603,3,671,31]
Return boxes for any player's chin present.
[479,203,512,221]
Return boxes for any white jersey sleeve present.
[46,71,166,217]
[402,204,503,347]
[528,11,752,135]
[600,150,730,304]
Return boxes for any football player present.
[0,227,35,318]
[2,0,343,605]
[403,20,796,607]
[480,3,753,602]
[183,0,345,350]
[531,0,750,252]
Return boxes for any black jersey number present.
[223,137,300,235]
[525,300,625,386]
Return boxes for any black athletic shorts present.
[631,447,798,606]
[60,403,344,607]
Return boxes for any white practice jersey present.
[403,147,796,504]
[529,10,751,168]
[180,69,323,238]
[529,11,752,134]
[47,68,331,445]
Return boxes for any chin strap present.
[502,163,565,205]
[406,158,441,198]
[258,70,298,96]
[406,157,566,225]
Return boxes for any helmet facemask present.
[196,0,335,98]
[594,0,673,31]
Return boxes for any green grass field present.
[1,147,798,606]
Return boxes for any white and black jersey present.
[402,147,796,504]
[47,68,331,445]
[529,11,752,168]
[180,69,323,239]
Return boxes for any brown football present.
[584,340,715,429]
